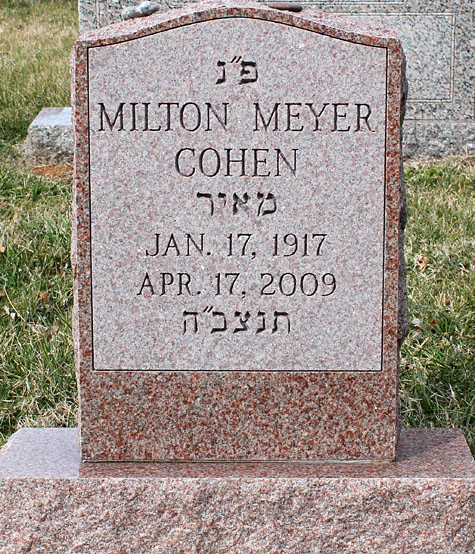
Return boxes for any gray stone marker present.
[24,107,73,166]
[78,0,475,158]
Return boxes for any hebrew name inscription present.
[87,18,387,371]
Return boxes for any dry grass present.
[0,0,78,150]
[400,155,474,450]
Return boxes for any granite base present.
[0,428,473,554]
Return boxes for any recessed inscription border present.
[336,12,456,106]
[85,16,389,373]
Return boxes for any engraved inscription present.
[216,57,258,85]
[182,308,290,335]
[98,102,376,133]
[88,19,387,370]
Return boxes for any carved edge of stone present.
[398,51,409,350]
[394,46,408,439]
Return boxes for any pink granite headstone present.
[4,4,474,551]
[71,1,407,462]
[1,7,473,552]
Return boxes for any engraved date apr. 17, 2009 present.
[137,271,337,298]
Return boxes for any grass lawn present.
[0,0,473,452]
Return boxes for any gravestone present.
[1,4,473,553]
[72,0,407,462]
[78,0,475,159]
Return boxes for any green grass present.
[0,0,77,154]
[0,163,75,440]
[0,1,473,452]
[0,0,78,443]
[400,158,474,450]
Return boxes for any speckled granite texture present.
[0,428,473,554]
[72,1,406,462]
[78,0,475,158]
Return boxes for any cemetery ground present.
[0,1,473,452]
